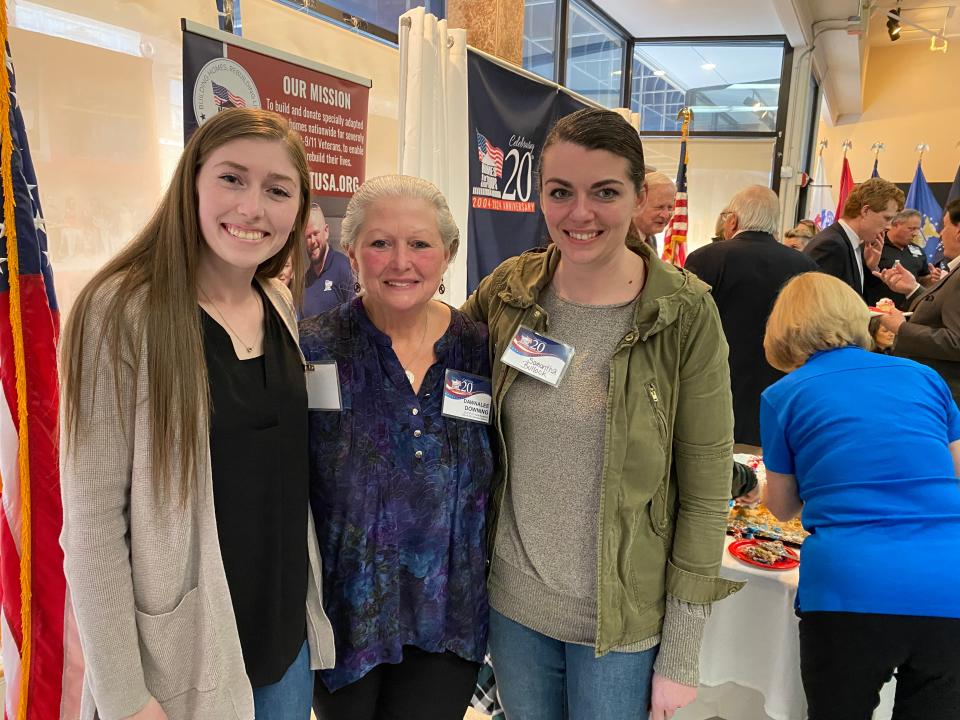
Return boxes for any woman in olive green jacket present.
[462,108,742,720]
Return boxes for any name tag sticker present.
[442,370,493,424]
[305,362,342,411]
[500,325,574,387]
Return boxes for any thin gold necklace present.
[199,286,258,354]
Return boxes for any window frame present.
[271,0,448,45]
[558,0,629,104]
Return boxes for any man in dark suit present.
[877,198,960,405]
[685,185,817,448]
[804,177,904,300]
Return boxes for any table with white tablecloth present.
[675,537,896,720]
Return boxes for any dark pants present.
[312,645,480,720]
[799,611,960,720]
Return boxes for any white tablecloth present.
[675,538,896,720]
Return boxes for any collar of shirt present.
[949,256,960,272]
[838,219,862,248]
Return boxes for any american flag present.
[212,80,247,108]
[661,138,689,267]
[476,131,504,177]
[0,37,81,719]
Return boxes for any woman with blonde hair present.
[60,108,334,720]
[761,272,960,720]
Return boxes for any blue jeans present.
[488,609,657,720]
[252,640,312,720]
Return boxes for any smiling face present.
[350,196,450,316]
[635,182,676,236]
[305,206,329,263]
[196,137,300,277]
[539,141,643,268]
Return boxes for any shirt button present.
[414,450,423,459]
[414,429,422,438]
[533,310,541,318]
[411,408,419,416]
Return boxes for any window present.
[278,0,445,42]
[565,0,624,108]
[631,40,786,134]
[523,0,557,81]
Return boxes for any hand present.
[872,262,918,295]
[878,309,906,333]
[649,672,698,720]
[734,486,761,508]
[124,698,168,720]
[928,264,943,283]
[863,233,884,271]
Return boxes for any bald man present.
[634,171,676,249]
[301,204,355,318]
[685,185,816,448]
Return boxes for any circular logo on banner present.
[193,58,261,125]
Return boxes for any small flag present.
[661,110,691,267]
[905,160,944,263]
[212,80,247,108]
[807,156,836,231]
[0,23,82,720]
[476,131,504,178]
[835,156,854,219]
[870,157,880,178]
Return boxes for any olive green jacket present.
[462,240,744,654]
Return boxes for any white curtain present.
[397,8,470,305]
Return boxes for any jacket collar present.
[256,276,305,361]
[732,230,778,244]
[497,237,705,340]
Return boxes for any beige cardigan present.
[60,277,335,720]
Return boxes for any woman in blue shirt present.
[301,175,493,720]
[761,271,960,720]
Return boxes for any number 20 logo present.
[501,149,533,202]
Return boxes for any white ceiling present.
[595,0,787,37]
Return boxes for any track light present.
[887,7,901,42]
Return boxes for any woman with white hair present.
[301,175,494,720]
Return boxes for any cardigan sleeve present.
[60,286,153,719]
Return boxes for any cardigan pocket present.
[135,586,220,702]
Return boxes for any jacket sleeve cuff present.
[652,595,710,686]
[666,559,745,604]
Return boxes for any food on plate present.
[874,298,896,314]
[728,454,810,546]
[742,540,788,565]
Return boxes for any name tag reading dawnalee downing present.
[305,362,342,411]
[500,325,574,387]
[441,369,493,424]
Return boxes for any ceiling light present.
[931,35,948,52]
[701,62,716,70]
[887,7,901,41]
[652,69,665,76]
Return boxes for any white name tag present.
[500,325,574,387]
[441,369,492,424]
[305,363,342,411]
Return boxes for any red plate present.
[728,539,800,570]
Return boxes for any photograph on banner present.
[466,51,588,292]
[182,21,371,255]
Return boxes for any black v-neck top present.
[201,286,308,687]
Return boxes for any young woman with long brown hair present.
[60,108,334,720]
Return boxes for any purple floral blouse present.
[299,298,494,691]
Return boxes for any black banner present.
[466,51,588,291]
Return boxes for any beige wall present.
[10,0,399,315]
[816,42,960,188]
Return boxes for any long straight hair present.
[61,109,311,502]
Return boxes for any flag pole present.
[871,142,885,161]
[915,142,930,165]
[0,2,35,716]
[841,139,853,157]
